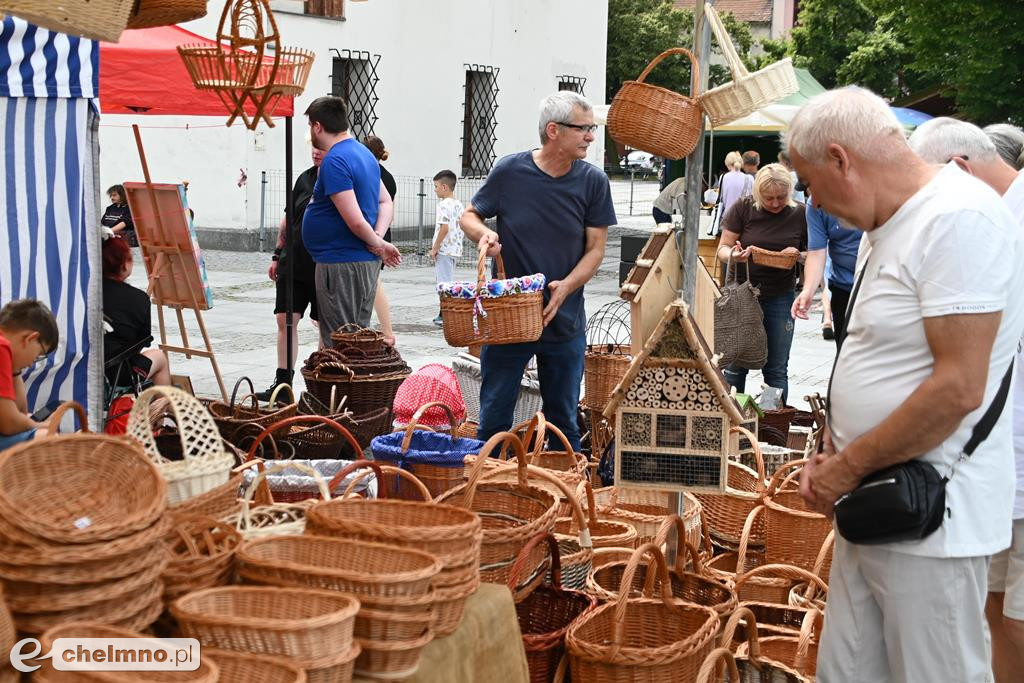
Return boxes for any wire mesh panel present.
[462,64,499,178]
[330,49,380,142]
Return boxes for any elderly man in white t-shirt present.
[786,87,1024,683]
[909,116,1024,683]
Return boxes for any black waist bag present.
[833,460,947,545]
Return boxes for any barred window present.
[461,64,499,178]
[557,75,587,95]
[330,49,380,142]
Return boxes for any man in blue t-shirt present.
[460,91,617,450]
[302,96,401,346]
[791,196,861,348]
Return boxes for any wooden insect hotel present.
[603,300,744,493]
[178,0,315,130]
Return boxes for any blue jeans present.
[723,290,796,403]
[0,428,36,452]
[477,334,585,451]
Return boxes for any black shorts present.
[274,277,319,320]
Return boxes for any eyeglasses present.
[557,122,599,134]
[33,339,51,366]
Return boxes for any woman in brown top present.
[716,163,807,403]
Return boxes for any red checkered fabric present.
[392,363,466,428]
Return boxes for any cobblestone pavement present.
[131,224,836,410]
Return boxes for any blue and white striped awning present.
[0,16,102,427]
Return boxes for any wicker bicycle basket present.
[126,0,208,29]
[607,47,704,160]
[566,543,720,683]
[509,533,597,683]
[439,244,545,347]
[699,3,799,128]
[127,386,236,506]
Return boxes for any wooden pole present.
[284,116,295,378]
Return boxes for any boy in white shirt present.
[430,169,464,325]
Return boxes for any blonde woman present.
[716,163,806,402]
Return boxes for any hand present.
[379,242,402,268]
[478,231,501,257]
[429,248,439,262]
[542,280,569,326]
[268,261,278,281]
[728,241,750,262]
[800,426,834,510]
[781,246,800,256]
[791,288,814,320]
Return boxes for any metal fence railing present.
[257,169,661,264]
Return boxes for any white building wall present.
[98,0,609,234]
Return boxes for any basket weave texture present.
[1,0,135,42]
[126,0,208,29]
[439,245,544,346]
[607,47,704,160]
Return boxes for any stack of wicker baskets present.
[162,516,242,601]
[0,403,168,635]
[236,533,442,679]
[306,459,483,637]
[173,585,361,682]
[301,343,411,418]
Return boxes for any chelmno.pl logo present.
[10,637,201,673]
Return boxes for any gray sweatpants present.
[314,260,380,347]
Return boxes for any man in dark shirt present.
[256,147,323,401]
[460,91,617,450]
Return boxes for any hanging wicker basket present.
[0,0,135,42]
[607,47,704,160]
[700,2,798,128]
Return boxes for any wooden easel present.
[125,125,228,401]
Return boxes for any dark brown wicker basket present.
[329,323,389,354]
[301,362,410,417]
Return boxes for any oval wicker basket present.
[607,47,704,160]
[172,585,359,661]
[1,0,134,42]
[0,405,167,544]
[126,0,208,29]
[439,245,544,347]
[749,246,799,270]
[127,387,236,506]
[203,648,308,683]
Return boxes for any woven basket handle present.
[735,563,829,596]
[572,480,599,531]
[340,462,432,501]
[266,383,296,408]
[734,504,764,580]
[243,415,361,463]
[229,376,256,409]
[703,3,749,81]
[635,47,702,98]
[327,459,386,498]
[475,239,506,289]
[610,543,677,652]
[653,514,705,576]
[527,420,579,470]
[795,608,822,672]
[402,401,461,451]
[334,322,366,336]
[334,345,369,359]
[239,461,330,532]
[513,412,547,459]
[811,529,835,582]
[719,605,762,665]
[314,362,356,381]
[460,431,527,509]
[729,425,766,491]
[506,532,562,596]
[695,647,742,683]
[127,386,224,465]
[766,458,807,498]
[47,401,89,433]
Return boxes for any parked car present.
[619,150,660,174]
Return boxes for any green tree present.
[606,0,757,104]
[789,0,875,89]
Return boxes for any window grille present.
[461,64,499,178]
[330,49,380,141]
[557,75,587,95]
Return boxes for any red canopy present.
[99,25,294,117]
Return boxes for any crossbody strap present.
[826,257,1014,463]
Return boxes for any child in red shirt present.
[0,299,59,451]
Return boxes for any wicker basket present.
[301,362,410,417]
[697,608,815,683]
[329,323,388,353]
[607,48,704,160]
[203,648,307,683]
[452,351,543,425]
[168,471,244,522]
[760,405,798,443]
[13,578,165,635]
[128,387,236,506]
[436,432,570,586]
[0,586,13,668]
[224,461,330,540]
[172,586,359,661]
[0,414,167,545]
[126,0,207,29]
[694,426,766,549]
[439,245,544,347]
[699,3,798,128]
[566,543,720,683]
[162,515,242,600]
[733,563,829,607]
[1,0,135,42]
[749,246,799,270]
[509,533,597,683]
[594,488,704,549]
[554,481,638,550]
[584,345,632,411]
[207,379,298,447]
